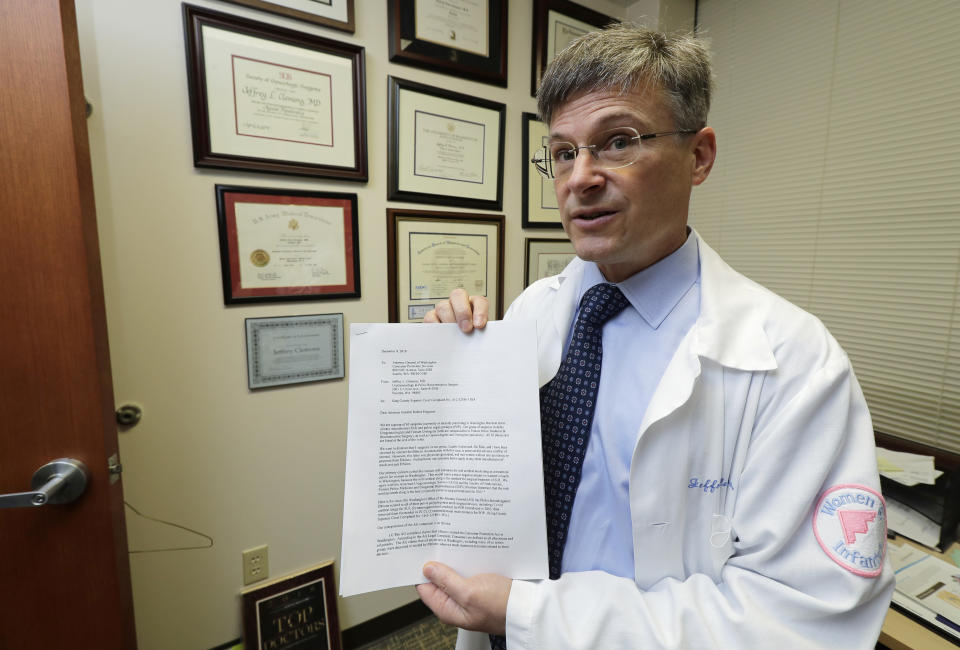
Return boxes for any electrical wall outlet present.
[242,544,269,586]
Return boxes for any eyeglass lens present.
[542,127,642,178]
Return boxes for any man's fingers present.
[423,561,460,598]
[418,564,467,627]
[469,296,489,329]
[448,288,474,332]
[424,289,487,331]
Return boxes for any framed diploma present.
[245,314,344,388]
[522,112,561,229]
[183,4,367,180]
[242,561,341,649]
[218,0,355,32]
[216,185,360,304]
[386,208,504,323]
[531,0,616,95]
[387,0,508,87]
[387,76,505,211]
[525,238,576,287]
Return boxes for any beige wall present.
[73,1,677,648]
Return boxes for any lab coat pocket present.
[709,513,735,579]
[634,521,682,587]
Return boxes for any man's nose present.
[564,148,604,189]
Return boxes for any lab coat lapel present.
[537,259,584,387]
[637,234,778,436]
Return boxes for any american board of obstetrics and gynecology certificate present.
[339,321,548,596]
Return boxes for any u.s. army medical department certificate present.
[339,321,548,597]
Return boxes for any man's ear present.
[691,127,717,186]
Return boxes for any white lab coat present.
[457,234,894,649]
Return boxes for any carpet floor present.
[355,614,458,649]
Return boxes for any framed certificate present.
[183,4,367,180]
[216,185,360,304]
[242,561,341,649]
[522,112,561,229]
[525,238,576,287]
[245,314,344,389]
[531,0,616,95]
[387,76,505,211]
[387,0,508,87]
[386,208,504,323]
[218,0,355,32]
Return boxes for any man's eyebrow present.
[549,112,651,140]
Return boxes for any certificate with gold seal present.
[216,185,360,304]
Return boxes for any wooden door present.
[0,0,136,647]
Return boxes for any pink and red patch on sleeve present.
[812,484,886,577]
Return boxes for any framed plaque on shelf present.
[386,208,504,322]
[242,562,342,649]
[215,185,360,304]
[218,0,355,32]
[245,314,344,389]
[387,76,505,211]
[522,112,562,229]
[531,0,616,95]
[524,237,576,287]
[183,4,367,180]
[387,0,508,87]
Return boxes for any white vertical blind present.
[693,0,960,451]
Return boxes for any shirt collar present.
[579,231,700,329]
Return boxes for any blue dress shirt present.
[560,232,701,578]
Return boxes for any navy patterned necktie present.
[489,283,628,650]
[541,282,629,578]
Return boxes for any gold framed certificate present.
[387,76,505,211]
[531,0,616,96]
[218,0,355,32]
[183,4,367,180]
[387,0,508,87]
[216,185,360,304]
[525,238,576,287]
[386,208,504,322]
[522,112,561,229]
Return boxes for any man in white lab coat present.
[420,24,894,649]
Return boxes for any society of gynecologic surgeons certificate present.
[339,321,548,597]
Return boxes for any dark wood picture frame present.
[521,112,563,229]
[387,0,508,87]
[386,208,505,323]
[242,562,341,650]
[531,0,617,96]
[524,237,576,287]
[387,76,506,211]
[183,4,367,180]
[216,185,360,304]
[218,0,356,32]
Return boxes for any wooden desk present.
[879,538,959,649]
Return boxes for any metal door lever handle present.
[0,458,89,508]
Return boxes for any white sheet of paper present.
[886,498,942,550]
[877,447,943,486]
[339,321,548,597]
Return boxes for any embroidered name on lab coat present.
[813,484,887,577]
[688,477,735,493]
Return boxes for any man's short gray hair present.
[537,23,713,131]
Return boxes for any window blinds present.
[692,0,960,451]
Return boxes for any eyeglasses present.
[531,126,697,179]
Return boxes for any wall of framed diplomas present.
[71,0,688,648]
